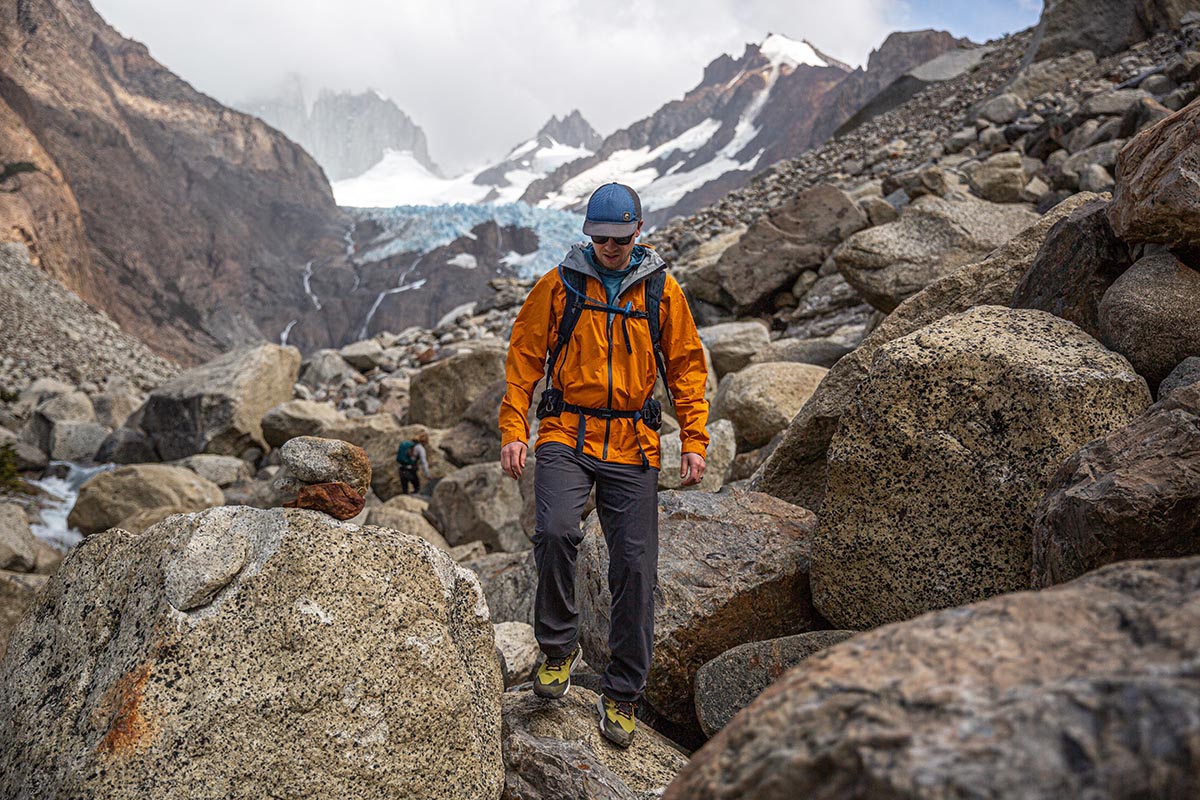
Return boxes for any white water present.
[302,260,322,310]
[358,255,426,340]
[279,319,298,347]
[27,461,114,550]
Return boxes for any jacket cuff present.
[681,442,707,459]
[501,435,529,449]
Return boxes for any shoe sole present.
[533,646,581,699]
[596,694,633,749]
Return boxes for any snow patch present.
[445,253,478,270]
[760,33,828,68]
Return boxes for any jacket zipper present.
[603,305,614,459]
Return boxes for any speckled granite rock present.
[408,347,506,429]
[260,400,344,449]
[494,621,539,688]
[710,184,867,313]
[833,195,1038,313]
[665,557,1200,800]
[658,418,735,492]
[1033,381,1200,586]
[754,193,1100,512]
[1160,356,1200,399]
[277,436,372,498]
[430,463,527,552]
[1099,252,1200,389]
[463,551,537,627]
[0,506,503,799]
[697,322,771,379]
[138,344,300,461]
[578,488,818,729]
[67,464,225,536]
[502,688,686,800]
[0,571,47,662]
[712,363,827,451]
[814,306,1151,629]
[693,630,855,737]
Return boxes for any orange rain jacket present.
[499,243,709,469]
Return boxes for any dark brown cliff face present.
[808,30,973,145]
[0,0,347,364]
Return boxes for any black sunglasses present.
[591,234,634,246]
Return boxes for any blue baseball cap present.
[582,183,642,237]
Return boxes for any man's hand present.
[680,452,706,487]
[501,442,528,480]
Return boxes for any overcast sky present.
[91,0,1041,174]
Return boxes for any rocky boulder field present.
[2,3,1200,797]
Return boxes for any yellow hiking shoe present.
[597,693,637,748]
[533,646,581,699]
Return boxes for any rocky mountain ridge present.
[239,81,440,181]
[0,0,348,365]
[521,30,972,224]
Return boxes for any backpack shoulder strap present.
[644,270,670,392]
[544,267,589,385]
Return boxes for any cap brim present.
[583,220,639,237]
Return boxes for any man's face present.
[591,221,643,271]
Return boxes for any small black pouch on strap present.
[536,387,564,419]
[640,397,662,431]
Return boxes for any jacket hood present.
[560,242,667,300]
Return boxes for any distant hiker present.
[498,182,709,748]
[395,433,431,494]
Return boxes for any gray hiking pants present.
[532,442,659,703]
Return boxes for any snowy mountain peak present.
[759,33,829,69]
[537,110,602,151]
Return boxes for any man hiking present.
[498,182,709,747]
[395,433,431,494]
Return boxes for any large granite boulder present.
[1108,94,1200,248]
[0,571,46,662]
[693,630,855,738]
[754,193,1100,512]
[814,306,1151,629]
[429,463,527,552]
[299,349,359,389]
[1031,0,1200,60]
[408,348,506,429]
[440,379,506,467]
[319,415,450,500]
[712,363,827,451]
[461,551,537,626]
[502,689,687,799]
[0,507,503,799]
[963,151,1028,203]
[260,400,344,449]
[833,195,1038,313]
[139,344,300,460]
[1033,381,1200,586]
[366,499,450,551]
[1012,197,1132,339]
[666,557,1200,800]
[697,322,770,379]
[494,621,539,688]
[0,504,37,572]
[578,488,818,729]
[1099,252,1200,390]
[172,454,252,488]
[710,184,867,313]
[1160,356,1200,398]
[47,421,111,462]
[658,418,735,493]
[67,464,225,535]
[20,390,95,454]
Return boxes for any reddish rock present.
[1108,96,1200,249]
[283,482,366,520]
[1033,382,1200,587]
